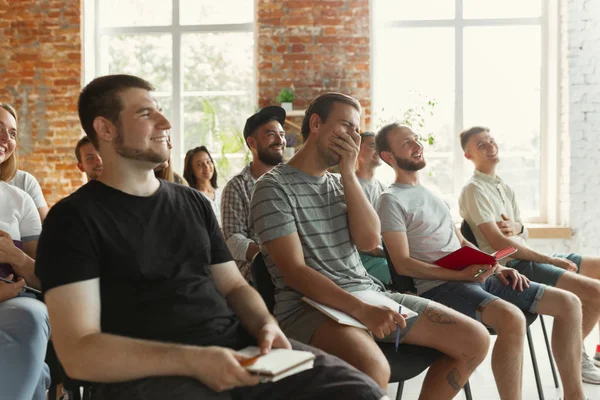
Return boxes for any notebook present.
[237,347,315,382]
[302,290,418,331]
[434,246,517,271]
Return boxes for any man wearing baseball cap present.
[221,106,288,281]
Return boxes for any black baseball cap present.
[243,106,286,140]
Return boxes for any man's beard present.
[257,144,284,166]
[114,129,168,164]
[394,155,426,171]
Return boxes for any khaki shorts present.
[280,291,430,344]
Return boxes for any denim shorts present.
[421,276,546,325]
[506,253,582,287]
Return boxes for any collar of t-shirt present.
[473,169,503,185]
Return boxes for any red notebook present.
[434,246,517,270]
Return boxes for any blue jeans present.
[0,296,51,400]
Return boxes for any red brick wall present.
[0,0,83,206]
[256,0,371,127]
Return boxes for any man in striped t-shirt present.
[250,93,489,396]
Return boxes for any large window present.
[84,0,255,181]
[373,0,560,223]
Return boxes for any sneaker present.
[582,350,600,384]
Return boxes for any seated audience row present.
[375,124,593,398]
[6,73,600,399]
[35,75,389,400]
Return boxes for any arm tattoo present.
[446,367,461,391]
[423,305,457,325]
[463,352,477,373]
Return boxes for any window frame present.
[370,0,561,224]
[83,0,257,175]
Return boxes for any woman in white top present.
[9,169,49,221]
[0,103,50,400]
[183,146,222,226]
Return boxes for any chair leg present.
[539,315,559,388]
[463,380,473,400]
[395,381,404,400]
[526,326,545,400]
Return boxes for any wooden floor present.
[387,318,600,399]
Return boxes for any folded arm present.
[477,221,552,264]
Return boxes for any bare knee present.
[558,291,582,320]
[456,319,490,363]
[585,281,600,308]
[486,302,526,338]
[360,354,391,388]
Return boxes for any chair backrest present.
[251,252,275,313]
[460,220,478,247]
[382,243,417,294]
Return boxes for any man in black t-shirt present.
[35,74,386,400]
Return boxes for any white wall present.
[531,0,600,256]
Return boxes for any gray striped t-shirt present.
[250,164,380,323]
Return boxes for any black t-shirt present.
[36,180,250,349]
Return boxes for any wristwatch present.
[519,224,525,235]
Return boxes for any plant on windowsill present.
[277,87,295,112]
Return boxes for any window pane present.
[182,32,253,93]
[373,27,455,196]
[463,0,541,19]
[374,0,454,21]
[155,95,173,123]
[99,0,171,27]
[102,34,173,93]
[463,26,541,218]
[179,0,253,25]
[183,95,253,182]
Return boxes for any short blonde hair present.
[0,103,18,182]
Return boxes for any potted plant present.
[277,87,295,112]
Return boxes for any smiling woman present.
[183,146,222,226]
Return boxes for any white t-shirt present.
[199,188,222,227]
[0,181,42,241]
[9,170,48,209]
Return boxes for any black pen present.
[0,276,42,295]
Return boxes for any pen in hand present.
[0,276,41,295]
[239,354,261,367]
[473,269,487,278]
[394,305,402,352]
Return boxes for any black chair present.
[460,220,559,394]
[250,253,473,400]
